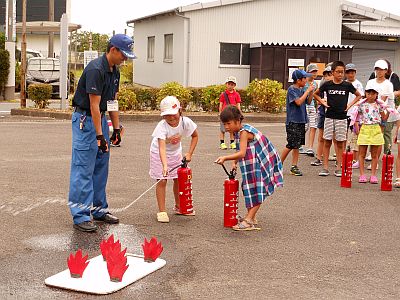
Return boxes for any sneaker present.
[299,147,306,154]
[334,170,342,177]
[290,165,303,176]
[157,212,170,223]
[319,169,330,176]
[73,221,97,232]
[352,161,359,169]
[306,149,315,157]
[230,142,236,150]
[311,159,322,166]
[365,154,372,161]
[328,156,336,161]
[220,142,228,150]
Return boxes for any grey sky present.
[70,0,400,35]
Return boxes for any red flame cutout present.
[106,246,129,282]
[100,234,121,261]
[67,249,89,278]
[142,237,163,262]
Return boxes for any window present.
[220,43,250,65]
[164,34,173,62]
[147,36,155,62]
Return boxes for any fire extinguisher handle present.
[221,163,236,179]
[181,157,188,168]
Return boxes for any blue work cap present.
[109,34,136,59]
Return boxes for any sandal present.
[157,212,169,223]
[358,175,367,183]
[173,206,196,216]
[369,175,378,184]
[394,178,400,188]
[232,219,261,231]
[238,216,258,226]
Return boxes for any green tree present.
[70,31,110,52]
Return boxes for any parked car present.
[15,48,43,62]
[26,57,61,98]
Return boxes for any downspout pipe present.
[175,10,190,87]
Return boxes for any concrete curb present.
[10,108,286,123]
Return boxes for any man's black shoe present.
[93,213,119,224]
[73,221,97,232]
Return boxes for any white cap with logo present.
[160,96,181,116]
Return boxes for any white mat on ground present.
[45,254,166,294]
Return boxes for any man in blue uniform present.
[68,34,136,232]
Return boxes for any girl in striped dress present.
[215,106,284,231]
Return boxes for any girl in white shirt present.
[149,96,199,223]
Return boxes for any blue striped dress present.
[236,124,284,208]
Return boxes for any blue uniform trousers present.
[68,112,110,224]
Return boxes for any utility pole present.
[48,0,54,57]
[4,0,16,101]
[20,0,27,107]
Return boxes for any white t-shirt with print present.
[347,79,364,117]
[150,116,197,156]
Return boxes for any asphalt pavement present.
[0,115,399,299]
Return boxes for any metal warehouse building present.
[127,0,400,89]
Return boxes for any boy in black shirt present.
[314,61,362,177]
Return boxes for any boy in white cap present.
[219,76,241,149]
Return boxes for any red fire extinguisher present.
[177,157,194,214]
[221,164,238,228]
[341,146,353,188]
[381,149,394,191]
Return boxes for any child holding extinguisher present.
[353,81,388,184]
[149,96,199,223]
[215,105,283,231]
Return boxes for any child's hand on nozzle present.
[231,162,237,172]
[214,156,226,165]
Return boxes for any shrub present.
[156,82,192,109]
[120,62,133,84]
[246,78,286,113]
[236,88,254,112]
[0,49,10,96]
[118,87,137,111]
[131,87,159,110]
[201,84,225,111]
[28,83,52,108]
[0,32,5,49]
[186,87,203,111]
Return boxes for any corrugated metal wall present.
[351,48,395,86]
[185,0,343,88]
[133,16,186,88]
[343,39,400,86]
[133,0,343,88]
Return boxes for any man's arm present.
[89,94,103,135]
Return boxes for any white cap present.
[225,76,237,84]
[365,80,379,93]
[306,63,319,73]
[160,96,181,116]
[374,59,388,70]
